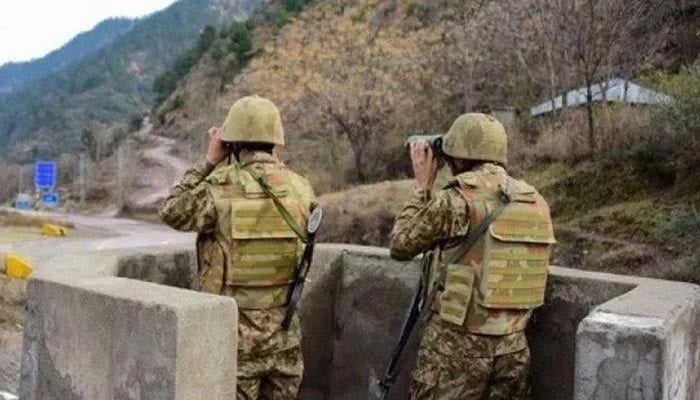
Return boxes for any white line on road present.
[0,390,19,400]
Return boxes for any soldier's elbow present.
[389,240,417,261]
[158,207,181,230]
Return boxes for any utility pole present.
[79,153,87,207]
[116,145,125,211]
[18,166,24,193]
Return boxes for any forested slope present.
[0,0,261,162]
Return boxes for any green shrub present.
[664,207,700,238]
[404,1,418,16]
[631,134,676,187]
[226,22,253,64]
[637,63,700,184]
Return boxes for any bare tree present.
[560,0,666,154]
[505,0,570,113]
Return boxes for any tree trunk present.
[353,145,366,183]
[586,83,596,155]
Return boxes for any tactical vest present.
[205,160,312,310]
[436,166,555,335]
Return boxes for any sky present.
[0,0,179,65]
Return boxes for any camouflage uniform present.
[159,151,315,400]
[390,163,543,400]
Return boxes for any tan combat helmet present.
[221,95,285,145]
[441,113,508,165]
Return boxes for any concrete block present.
[575,282,700,400]
[19,241,700,400]
[527,269,636,400]
[299,246,422,400]
[117,249,198,290]
[20,260,237,400]
[300,245,700,400]
[298,245,345,400]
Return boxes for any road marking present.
[0,391,19,400]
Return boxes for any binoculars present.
[405,133,443,154]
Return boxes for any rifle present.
[370,178,516,399]
[369,270,427,400]
[282,206,324,331]
[242,169,324,331]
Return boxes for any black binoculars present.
[405,133,443,154]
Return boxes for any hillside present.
[317,161,700,284]
[153,0,698,192]
[0,18,135,94]
[0,0,262,162]
[147,0,699,284]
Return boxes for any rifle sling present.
[423,177,516,314]
[446,178,515,264]
[244,169,308,244]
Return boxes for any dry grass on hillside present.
[317,162,700,284]
[317,180,413,246]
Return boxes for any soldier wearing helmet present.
[160,95,315,400]
[390,113,555,399]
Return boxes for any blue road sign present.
[14,193,33,210]
[42,192,59,208]
[35,161,57,190]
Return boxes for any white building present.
[530,78,672,117]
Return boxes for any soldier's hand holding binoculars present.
[206,127,227,165]
[410,140,441,192]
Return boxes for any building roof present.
[530,78,672,117]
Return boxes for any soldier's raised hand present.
[410,140,440,192]
[206,127,227,165]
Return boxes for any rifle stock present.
[282,207,323,331]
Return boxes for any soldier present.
[159,95,316,400]
[390,113,555,399]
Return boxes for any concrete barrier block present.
[327,250,422,400]
[575,282,700,400]
[20,277,237,400]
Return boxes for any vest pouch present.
[229,197,302,287]
[476,199,555,310]
[438,263,475,326]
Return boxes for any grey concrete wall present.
[575,278,700,400]
[299,245,700,400]
[20,247,238,400]
[527,268,636,400]
[21,242,700,400]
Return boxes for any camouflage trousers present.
[236,307,303,400]
[410,317,530,400]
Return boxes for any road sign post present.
[34,161,57,190]
[41,192,60,208]
[35,161,59,209]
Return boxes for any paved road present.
[0,209,195,395]
[0,208,194,270]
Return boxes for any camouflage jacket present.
[390,163,529,357]
[159,152,315,309]
[160,152,313,372]
[159,151,314,234]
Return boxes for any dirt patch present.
[317,180,413,246]
[0,210,74,229]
